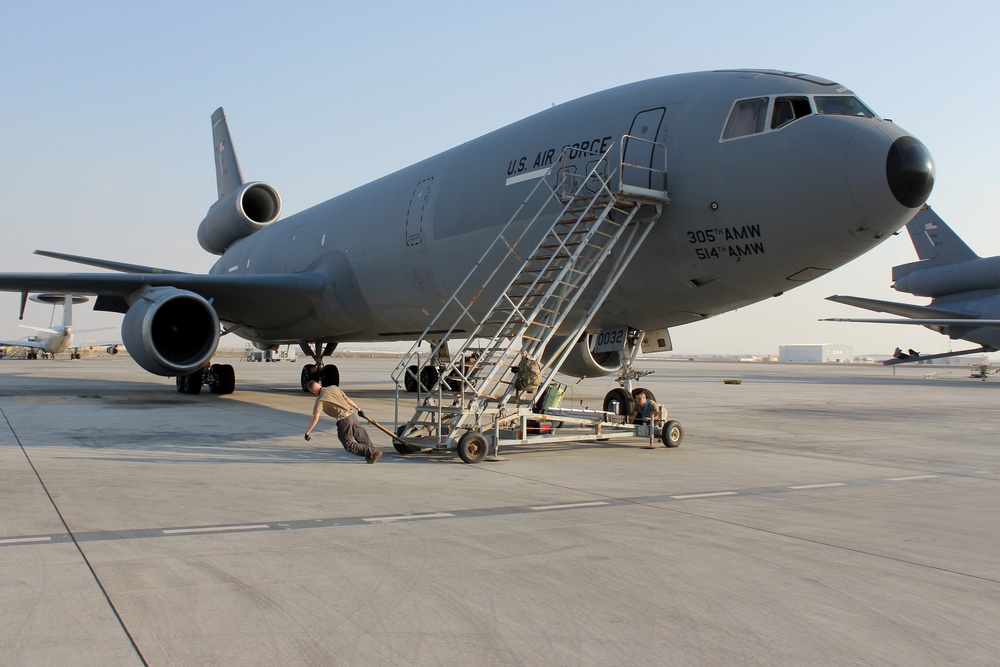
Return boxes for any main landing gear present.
[299,342,339,391]
[401,339,454,393]
[176,363,236,395]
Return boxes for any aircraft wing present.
[0,272,328,327]
[0,338,48,350]
[822,317,1000,327]
[826,294,974,319]
[33,250,187,274]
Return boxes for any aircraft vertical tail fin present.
[894,205,979,281]
[211,107,245,200]
[27,294,87,333]
[60,295,74,330]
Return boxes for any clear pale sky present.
[2,1,998,356]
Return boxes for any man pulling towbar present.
[304,381,382,463]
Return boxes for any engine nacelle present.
[106,345,119,355]
[197,181,281,255]
[544,335,620,379]
[121,288,220,376]
[894,256,1000,298]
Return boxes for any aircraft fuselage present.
[211,70,932,346]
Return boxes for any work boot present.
[367,449,382,464]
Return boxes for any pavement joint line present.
[162,524,270,535]
[0,471,971,548]
[530,501,610,511]
[362,512,454,523]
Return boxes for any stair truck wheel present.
[393,425,419,455]
[458,431,488,464]
[661,420,683,448]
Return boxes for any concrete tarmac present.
[2,355,999,665]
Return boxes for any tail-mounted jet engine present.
[197,181,281,255]
[121,288,220,376]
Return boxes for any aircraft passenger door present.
[622,108,666,190]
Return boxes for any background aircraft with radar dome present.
[0,294,119,359]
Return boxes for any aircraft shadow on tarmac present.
[1,373,670,465]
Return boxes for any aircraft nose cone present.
[886,136,935,208]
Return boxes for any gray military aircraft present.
[0,294,119,359]
[0,70,934,394]
[825,205,1000,364]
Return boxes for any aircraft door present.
[400,176,436,300]
[406,177,433,248]
[622,108,665,190]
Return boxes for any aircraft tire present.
[176,372,202,395]
[393,425,419,454]
[419,365,439,392]
[457,431,488,464]
[210,364,236,395]
[661,420,683,448]
[300,364,318,392]
[632,387,656,404]
[321,364,340,387]
[403,365,419,393]
[603,388,634,417]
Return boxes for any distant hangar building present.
[778,343,853,363]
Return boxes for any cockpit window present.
[814,96,875,118]
[723,94,878,142]
[771,96,812,129]
[722,97,768,140]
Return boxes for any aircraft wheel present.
[419,365,439,391]
[321,364,340,387]
[300,364,318,392]
[403,365,419,393]
[632,387,656,404]
[210,364,236,395]
[393,425,419,454]
[176,371,202,395]
[661,420,683,448]
[457,431,488,464]
[603,388,634,417]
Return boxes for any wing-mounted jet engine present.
[120,287,219,376]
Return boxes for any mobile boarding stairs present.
[390,137,681,463]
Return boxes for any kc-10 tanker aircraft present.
[0,69,934,398]
[825,205,1000,365]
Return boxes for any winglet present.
[212,107,244,200]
